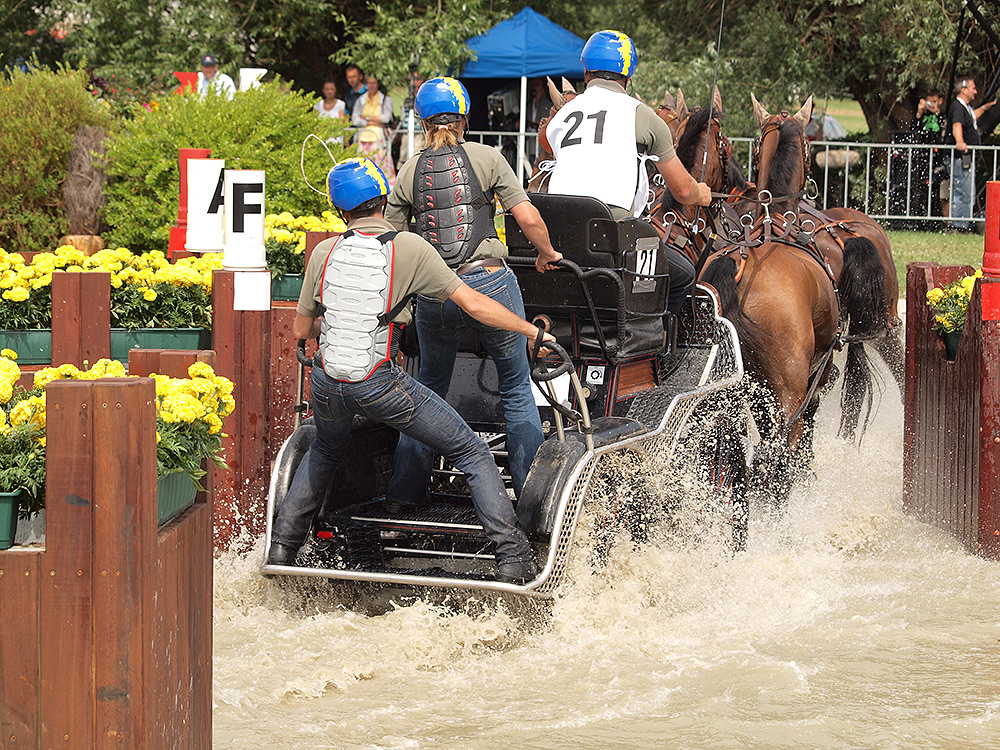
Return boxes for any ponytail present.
[423,119,462,150]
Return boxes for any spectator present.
[396,73,426,167]
[946,75,995,232]
[912,89,948,218]
[197,54,236,100]
[526,77,553,130]
[351,73,395,181]
[913,89,945,138]
[314,79,346,120]
[343,64,366,116]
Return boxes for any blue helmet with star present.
[581,30,638,78]
[326,158,388,211]
[414,77,471,120]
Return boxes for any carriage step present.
[307,498,495,570]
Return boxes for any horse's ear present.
[677,90,689,122]
[546,77,565,110]
[713,85,723,116]
[751,92,770,128]
[663,89,676,110]
[561,77,574,95]
[792,96,813,132]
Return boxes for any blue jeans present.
[271,363,533,565]
[951,153,975,231]
[387,266,544,502]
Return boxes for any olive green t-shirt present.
[386,140,528,261]
[297,216,461,326]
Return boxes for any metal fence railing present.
[392,124,1000,229]
[728,137,1000,229]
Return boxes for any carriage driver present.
[383,77,562,509]
[545,30,712,318]
[267,158,554,584]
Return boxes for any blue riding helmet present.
[326,158,389,211]
[414,77,471,119]
[581,30,638,78]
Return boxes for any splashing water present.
[213,351,1000,749]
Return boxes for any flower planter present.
[0,490,20,550]
[942,330,962,360]
[157,470,198,525]
[110,328,211,362]
[0,329,52,364]
[271,274,304,301]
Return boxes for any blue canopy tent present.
[460,8,586,181]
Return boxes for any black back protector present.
[413,144,498,267]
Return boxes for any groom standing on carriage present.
[544,30,712,318]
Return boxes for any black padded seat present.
[506,194,669,362]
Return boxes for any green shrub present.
[0,65,114,254]
[103,83,354,254]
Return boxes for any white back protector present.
[319,231,395,382]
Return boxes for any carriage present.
[260,193,748,597]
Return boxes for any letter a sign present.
[185,159,226,251]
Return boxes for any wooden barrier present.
[0,354,214,748]
[904,267,1000,558]
[211,270,272,550]
[51,271,111,367]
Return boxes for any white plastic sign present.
[239,68,267,92]
[185,158,226,252]
[223,169,266,270]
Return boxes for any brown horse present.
[697,98,851,495]
[749,95,901,439]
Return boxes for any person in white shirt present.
[197,54,236,101]
[314,80,347,120]
[546,29,710,317]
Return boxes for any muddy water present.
[212,355,1000,749]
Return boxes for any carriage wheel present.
[268,421,316,524]
[585,450,658,566]
[690,406,750,552]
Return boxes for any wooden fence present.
[14,232,340,552]
[0,351,214,748]
[903,264,1000,558]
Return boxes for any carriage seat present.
[505,194,669,362]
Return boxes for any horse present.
[695,98,854,496]
[749,95,901,440]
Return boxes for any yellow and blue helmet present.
[581,30,637,78]
[415,76,471,120]
[327,158,388,211]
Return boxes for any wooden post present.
[168,148,212,257]
[0,375,214,748]
[51,271,111,366]
[211,270,271,550]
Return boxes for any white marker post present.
[239,68,268,92]
[223,169,271,310]
[185,158,226,252]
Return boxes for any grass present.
[811,96,867,136]
[886,229,984,292]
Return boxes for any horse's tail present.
[702,255,770,365]
[838,340,879,442]
[839,236,889,338]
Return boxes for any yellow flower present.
[2,286,30,302]
[1,349,16,360]
[926,287,945,305]
[142,288,157,302]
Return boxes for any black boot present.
[267,541,299,565]
[496,558,540,584]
